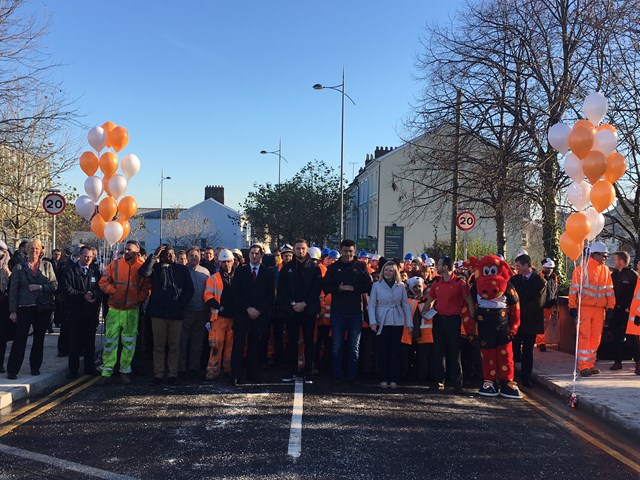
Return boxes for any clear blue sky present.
[28,0,463,212]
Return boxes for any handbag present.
[35,289,56,313]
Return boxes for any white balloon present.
[548,123,571,154]
[108,174,128,199]
[567,181,591,211]
[593,129,617,156]
[87,127,107,153]
[583,207,605,241]
[582,92,608,125]
[74,195,95,221]
[121,154,141,179]
[563,152,583,183]
[104,221,124,246]
[84,176,103,202]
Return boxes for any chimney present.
[204,185,225,204]
[374,146,394,159]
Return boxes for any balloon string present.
[571,240,591,398]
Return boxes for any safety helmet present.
[308,247,322,260]
[516,248,529,258]
[328,250,340,259]
[404,253,414,261]
[542,258,555,268]
[428,257,436,266]
[420,253,428,262]
[321,248,331,257]
[371,254,380,261]
[232,248,242,257]
[455,260,464,269]
[358,250,369,259]
[589,242,608,254]
[424,257,435,267]
[280,244,294,254]
[218,249,234,261]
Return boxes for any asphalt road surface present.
[0,372,637,480]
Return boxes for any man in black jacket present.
[139,244,194,385]
[511,254,547,388]
[230,243,275,384]
[278,239,322,382]
[609,251,639,371]
[59,246,102,379]
[322,239,373,384]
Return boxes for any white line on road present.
[287,379,304,459]
[0,442,140,480]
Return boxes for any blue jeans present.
[330,313,362,380]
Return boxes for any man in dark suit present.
[511,253,547,388]
[230,243,275,384]
[278,238,322,383]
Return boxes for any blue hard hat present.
[404,253,414,261]
[420,253,428,261]
[358,250,369,259]
[321,248,331,257]
[328,250,340,259]
[495,253,504,259]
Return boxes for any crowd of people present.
[0,236,638,400]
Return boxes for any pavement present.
[0,330,639,443]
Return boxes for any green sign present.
[384,226,404,259]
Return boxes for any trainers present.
[499,381,522,399]
[538,343,547,352]
[478,381,499,397]
[590,368,601,375]
[389,382,398,389]
[609,362,622,371]
[580,369,592,377]
[380,381,388,389]
[282,374,297,383]
[97,375,111,385]
[120,373,131,385]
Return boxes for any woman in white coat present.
[368,261,413,388]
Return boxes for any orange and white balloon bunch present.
[547,92,625,261]
[74,122,141,246]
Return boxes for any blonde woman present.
[7,239,58,379]
[368,261,413,388]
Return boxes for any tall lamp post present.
[159,169,171,244]
[313,67,355,242]
[260,138,288,185]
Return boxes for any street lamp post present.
[159,169,171,245]
[313,67,355,242]
[260,138,288,185]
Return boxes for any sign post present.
[43,192,66,250]
[456,211,476,260]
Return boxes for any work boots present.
[609,361,623,371]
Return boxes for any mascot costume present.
[467,255,522,399]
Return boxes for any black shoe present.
[454,385,464,394]
[120,373,131,385]
[330,377,343,385]
[609,362,622,371]
[67,372,78,380]
[499,381,522,399]
[538,343,547,352]
[347,378,359,386]
[282,373,298,383]
[590,368,601,375]
[228,377,239,387]
[7,373,17,380]
[580,369,592,377]
[168,377,178,386]
[31,370,40,376]
[151,377,163,386]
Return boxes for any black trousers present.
[610,310,640,362]
[285,314,315,376]
[432,315,462,387]
[67,316,98,374]
[7,307,50,375]
[376,325,403,383]
[513,332,536,380]
[314,325,332,373]
[359,327,375,375]
[231,324,267,381]
[417,343,435,383]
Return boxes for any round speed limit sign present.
[456,211,476,231]
[43,192,66,216]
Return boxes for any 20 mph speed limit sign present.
[43,192,66,216]
[456,211,476,231]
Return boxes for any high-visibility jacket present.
[568,258,615,309]
[627,278,640,335]
[401,298,433,344]
[99,257,150,310]
[204,272,224,322]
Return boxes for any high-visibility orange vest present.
[204,272,224,322]
[99,257,150,310]
[568,258,615,309]
[627,278,640,335]
[401,298,433,344]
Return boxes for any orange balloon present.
[102,122,116,149]
[560,231,582,261]
[109,126,129,152]
[574,119,595,133]
[116,218,131,242]
[103,176,112,197]
[99,152,119,177]
[568,126,595,159]
[98,197,118,222]
[118,196,138,220]
[590,180,616,213]
[91,214,107,239]
[604,152,626,183]
[565,212,591,243]
[79,151,99,176]
[597,123,617,135]
[582,150,607,184]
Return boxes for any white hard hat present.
[406,276,424,290]
[455,260,464,268]
[0,240,7,251]
[542,258,555,268]
[308,246,322,260]
[516,248,529,257]
[218,249,234,261]
[371,254,380,261]
[589,242,608,254]
[428,257,436,266]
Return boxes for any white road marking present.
[0,442,140,480]
[287,379,304,459]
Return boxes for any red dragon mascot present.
[467,255,522,399]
